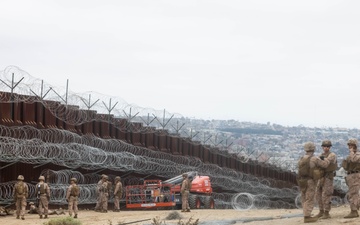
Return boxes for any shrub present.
[44,216,82,225]
[165,211,182,220]
[177,216,199,225]
[151,216,199,225]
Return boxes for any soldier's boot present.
[39,215,43,219]
[44,215,48,219]
[321,211,331,219]
[304,216,318,223]
[344,210,359,218]
[315,210,324,218]
[16,215,20,219]
[74,214,78,219]
[186,209,191,212]
[21,216,25,220]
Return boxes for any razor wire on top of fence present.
[0,65,301,173]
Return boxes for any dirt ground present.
[1,206,360,225]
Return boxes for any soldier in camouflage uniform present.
[66,177,80,218]
[13,175,29,220]
[297,142,330,223]
[342,138,360,218]
[181,173,191,212]
[28,202,39,214]
[315,140,337,219]
[29,202,65,215]
[113,176,122,212]
[98,175,109,213]
[95,174,106,212]
[36,175,51,219]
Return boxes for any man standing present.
[297,142,330,223]
[95,174,105,212]
[181,173,191,212]
[36,175,50,219]
[98,175,109,213]
[13,175,29,220]
[113,176,122,212]
[342,138,360,218]
[315,140,337,219]
[66,178,80,218]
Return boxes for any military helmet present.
[29,202,34,205]
[103,175,108,180]
[115,176,121,180]
[17,175,24,180]
[70,178,77,183]
[321,140,332,147]
[38,176,45,181]
[304,142,316,152]
[348,138,358,146]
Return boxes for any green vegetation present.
[43,217,82,225]
[165,211,182,220]
[150,216,199,225]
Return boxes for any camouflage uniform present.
[98,176,109,212]
[13,175,29,220]
[28,203,39,214]
[181,173,191,212]
[315,140,337,219]
[113,176,122,212]
[36,176,51,219]
[66,178,79,218]
[95,174,105,211]
[297,142,330,223]
[343,139,360,218]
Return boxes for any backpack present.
[298,156,311,177]
[187,179,192,190]
[16,182,25,195]
[71,185,80,197]
[37,183,46,194]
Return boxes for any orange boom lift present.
[125,171,214,209]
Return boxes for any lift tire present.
[189,195,201,209]
[204,196,215,209]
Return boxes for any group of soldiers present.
[13,172,196,220]
[94,174,123,213]
[298,138,360,223]
[13,175,80,220]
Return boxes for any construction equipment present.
[125,180,176,209]
[125,171,214,209]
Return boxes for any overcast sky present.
[1,0,360,128]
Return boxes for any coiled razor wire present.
[0,170,349,209]
[0,66,197,134]
[1,123,348,209]
[0,65,301,174]
[0,124,304,208]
